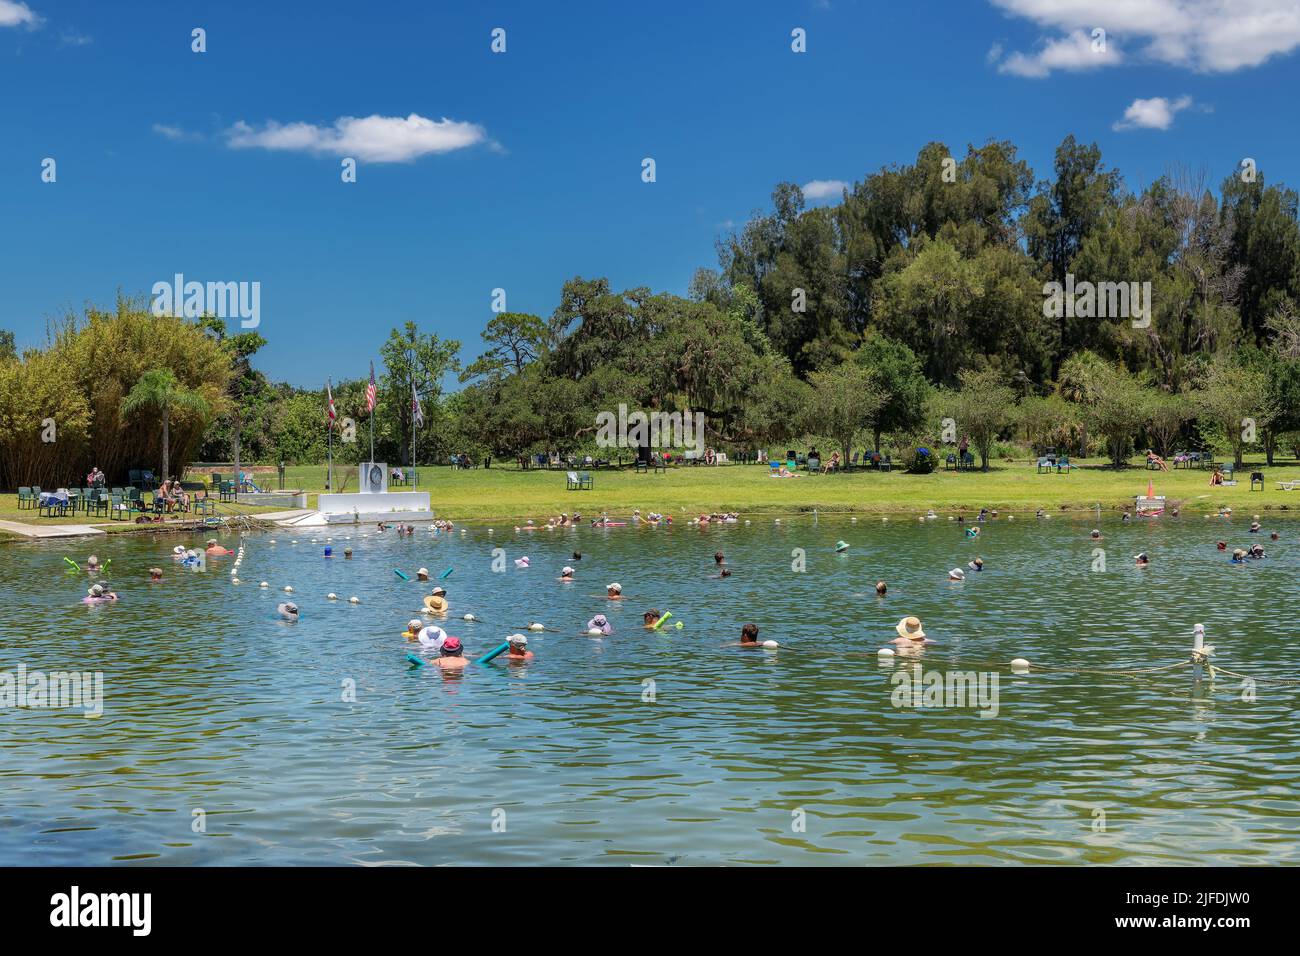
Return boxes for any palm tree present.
[1056,351,1108,458]
[120,368,212,482]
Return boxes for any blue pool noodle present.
[394,569,409,580]
[476,642,511,665]
[405,653,425,668]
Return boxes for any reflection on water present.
[2,514,1298,865]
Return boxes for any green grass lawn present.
[6,456,1300,534]
[272,457,1300,521]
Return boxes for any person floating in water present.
[730,623,762,648]
[892,616,929,645]
[714,551,725,567]
[719,568,732,578]
[1230,549,1247,564]
[643,609,663,629]
[277,602,299,621]
[606,583,624,600]
[434,637,469,670]
[505,634,534,660]
[416,568,430,581]
[968,557,984,572]
[424,587,449,613]
[1090,529,1103,540]
[587,614,612,636]
[84,583,118,603]
[1134,552,1150,567]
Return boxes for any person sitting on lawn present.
[1209,466,1224,486]
[822,451,841,474]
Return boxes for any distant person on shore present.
[1145,449,1169,472]
[1209,467,1224,486]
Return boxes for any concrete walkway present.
[0,519,106,538]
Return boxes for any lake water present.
[2,513,1297,865]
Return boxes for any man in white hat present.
[606,583,623,600]
[416,568,430,581]
[948,567,965,580]
[505,634,534,660]
[559,566,575,581]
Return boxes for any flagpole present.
[326,379,334,492]
[368,361,376,466]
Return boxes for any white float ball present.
[259,581,269,588]
[1011,658,1030,673]
[587,628,604,636]
[463,613,476,622]
[327,593,337,600]
[877,647,896,657]
[528,622,545,632]
[269,540,277,544]
[762,640,779,649]
[231,578,240,585]
[283,585,294,593]
[349,596,360,604]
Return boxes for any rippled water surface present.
[2,513,1298,865]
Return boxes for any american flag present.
[411,381,424,427]
[326,378,336,427]
[366,362,377,412]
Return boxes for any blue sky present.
[3,0,1299,386]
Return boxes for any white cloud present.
[0,0,41,28]
[998,28,1121,77]
[225,113,489,163]
[153,123,200,142]
[59,32,93,47]
[990,0,1300,74]
[1112,94,1194,130]
[802,179,848,202]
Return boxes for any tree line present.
[3,135,1300,487]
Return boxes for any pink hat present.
[442,637,462,653]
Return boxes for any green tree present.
[804,362,886,465]
[949,367,1016,470]
[121,368,214,480]
[1193,361,1278,467]
[379,323,461,466]
[854,332,930,451]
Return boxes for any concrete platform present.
[0,520,107,538]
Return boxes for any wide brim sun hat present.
[896,616,925,639]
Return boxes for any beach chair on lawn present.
[1250,471,1265,491]
[945,453,958,471]
[17,487,33,510]
[38,490,69,517]
[1277,480,1299,491]
[86,489,109,518]
[1056,456,1071,474]
[879,455,892,473]
[109,493,127,520]
[1036,457,1052,473]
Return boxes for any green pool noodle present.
[652,612,673,631]
[64,557,80,571]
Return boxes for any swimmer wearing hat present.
[1090,529,1102,540]
[172,545,186,560]
[505,634,534,660]
[277,602,299,621]
[149,567,163,581]
[893,616,929,644]
[606,583,624,600]
[948,567,966,581]
[559,566,575,582]
[1134,552,1150,567]
[642,608,663,629]
[416,624,448,651]
[587,614,612,636]
[968,557,984,571]
[86,555,100,571]
[423,586,449,613]
[85,583,118,602]
[416,568,430,582]
[433,637,469,670]
[403,618,424,640]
